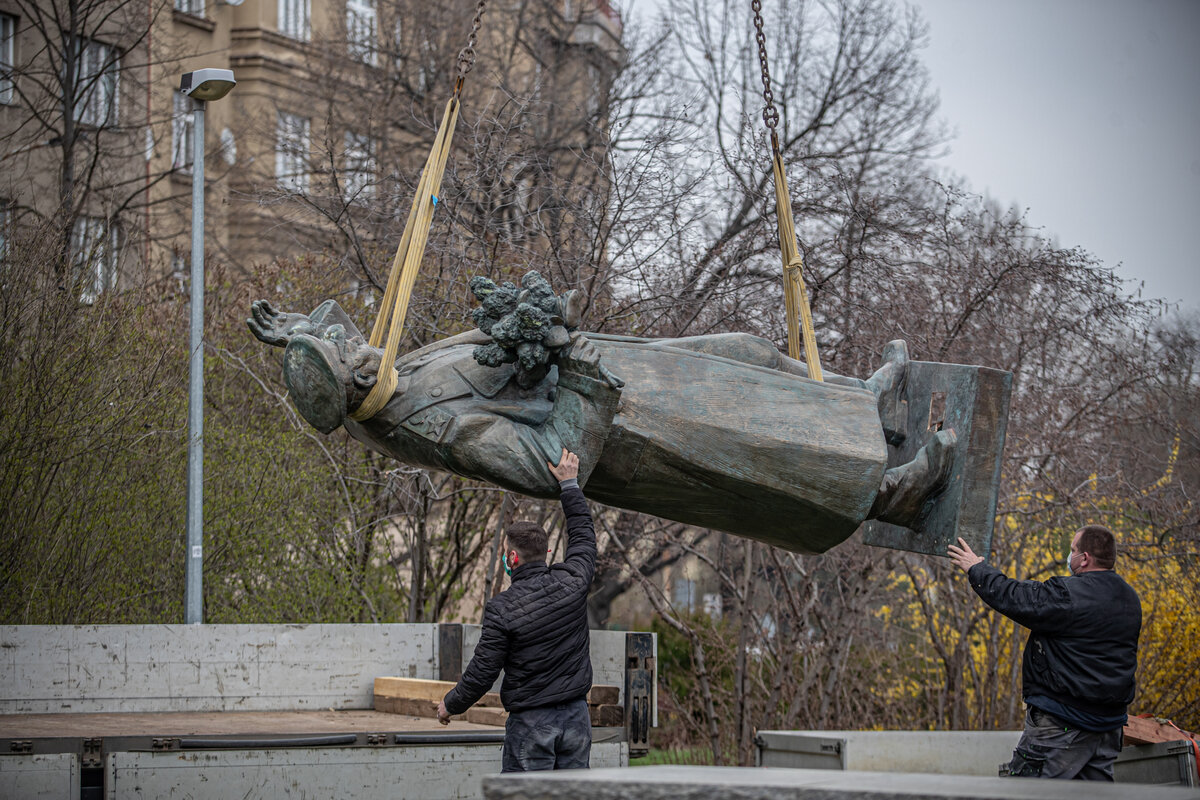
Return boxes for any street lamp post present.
[179,68,236,625]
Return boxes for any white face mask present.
[1068,551,1081,575]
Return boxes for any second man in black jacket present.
[948,525,1141,780]
[438,449,596,771]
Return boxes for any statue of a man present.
[248,295,954,555]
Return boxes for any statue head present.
[282,325,381,433]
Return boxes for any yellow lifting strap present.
[753,0,822,380]
[770,145,823,381]
[349,95,462,422]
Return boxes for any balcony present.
[567,0,623,61]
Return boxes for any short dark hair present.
[1076,525,1116,570]
[506,521,548,563]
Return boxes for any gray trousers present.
[1001,705,1122,780]
[501,699,591,773]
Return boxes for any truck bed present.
[1,709,501,739]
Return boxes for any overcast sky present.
[911,0,1200,313]
[632,0,1200,313]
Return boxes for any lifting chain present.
[454,0,489,95]
[751,0,780,141]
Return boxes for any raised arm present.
[549,449,597,583]
[965,563,1075,634]
[949,537,1073,632]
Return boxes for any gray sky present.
[633,0,1200,312]
[910,0,1200,312]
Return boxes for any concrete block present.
[757,730,1022,776]
[482,765,1200,799]
[106,740,626,799]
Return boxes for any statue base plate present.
[862,360,1012,558]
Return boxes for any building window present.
[275,111,310,192]
[172,91,194,172]
[343,131,375,201]
[346,0,375,63]
[416,37,436,95]
[702,592,722,620]
[71,216,118,303]
[672,576,696,612]
[170,251,188,293]
[174,0,205,15]
[278,0,309,41]
[1,13,15,105]
[74,38,119,127]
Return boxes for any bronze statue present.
[248,274,957,555]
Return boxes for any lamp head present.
[180,69,236,101]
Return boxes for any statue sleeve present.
[441,369,621,496]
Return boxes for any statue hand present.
[561,334,625,389]
[248,300,314,347]
[561,333,602,379]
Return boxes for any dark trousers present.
[501,699,591,773]
[1002,706,1123,780]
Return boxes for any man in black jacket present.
[436,448,595,771]
[948,525,1141,780]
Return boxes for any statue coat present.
[342,330,886,554]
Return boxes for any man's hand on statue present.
[247,300,312,347]
[947,537,984,572]
[436,700,451,725]
[549,449,580,482]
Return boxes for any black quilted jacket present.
[967,562,1141,717]
[443,485,596,714]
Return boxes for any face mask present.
[503,552,514,576]
[1068,552,1080,575]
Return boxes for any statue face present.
[283,327,382,433]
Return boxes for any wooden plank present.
[373,677,505,708]
[586,685,620,706]
[374,678,621,722]
[373,677,457,703]
[465,707,509,726]
[589,704,623,727]
[1124,715,1197,746]
[373,696,452,718]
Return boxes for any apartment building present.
[0,0,622,297]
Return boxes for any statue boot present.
[863,339,909,445]
[868,428,957,528]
